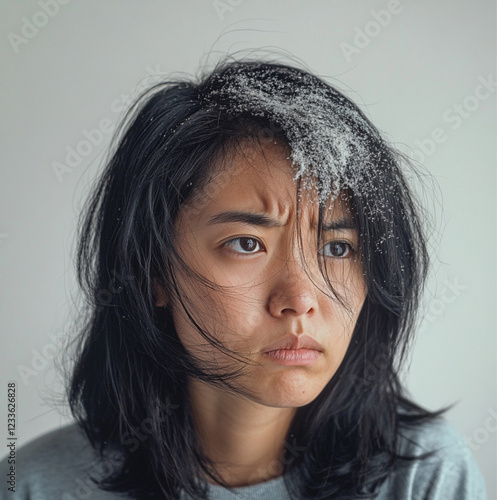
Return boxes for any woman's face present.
[163,142,367,408]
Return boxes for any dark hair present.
[68,59,445,499]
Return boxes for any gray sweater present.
[0,419,486,499]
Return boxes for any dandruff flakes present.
[202,64,388,206]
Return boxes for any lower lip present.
[263,349,321,366]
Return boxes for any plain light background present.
[1,0,495,497]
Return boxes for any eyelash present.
[223,237,355,258]
[223,237,265,255]
[318,241,354,259]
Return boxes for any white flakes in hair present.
[204,65,387,207]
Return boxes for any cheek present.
[344,261,367,304]
[318,284,366,356]
[170,281,257,357]
[324,265,367,315]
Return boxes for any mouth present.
[262,334,323,366]
[263,348,321,366]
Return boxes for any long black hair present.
[68,59,446,499]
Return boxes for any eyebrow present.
[206,211,356,231]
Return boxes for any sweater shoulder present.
[376,417,487,499]
[397,416,469,456]
[0,423,124,499]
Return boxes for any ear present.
[153,278,168,307]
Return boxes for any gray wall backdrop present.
[1,0,496,497]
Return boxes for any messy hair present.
[68,59,445,499]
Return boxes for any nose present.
[268,257,318,318]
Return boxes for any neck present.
[188,379,297,487]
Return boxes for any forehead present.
[182,142,352,227]
[214,143,295,212]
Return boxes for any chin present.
[257,391,321,409]
[254,373,326,408]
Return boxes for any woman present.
[3,60,486,499]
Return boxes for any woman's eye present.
[224,237,263,255]
[319,241,353,258]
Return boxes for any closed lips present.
[262,334,323,353]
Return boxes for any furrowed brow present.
[207,211,284,228]
[207,211,356,231]
[321,218,356,231]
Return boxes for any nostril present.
[269,291,316,318]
